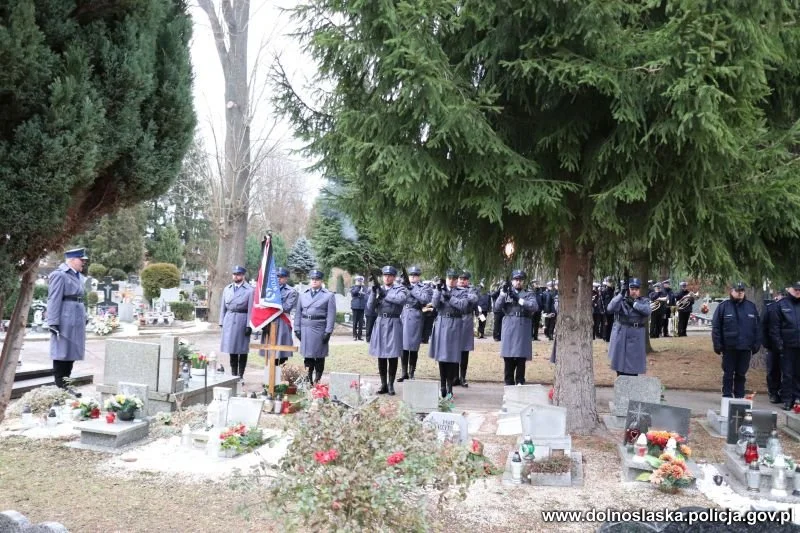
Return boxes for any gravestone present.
[117,382,149,417]
[722,397,752,418]
[104,339,161,391]
[157,335,180,394]
[128,274,140,285]
[726,403,751,445]
[520,404,571,459]
[626,401,691,440]
[704,398,752,438]
[118,302,135,323]
[782,410,800,442]
[226,397,264,427]
[97,276,119,306]
[402,380,440,413]
[329,372,361,407]
[160,287,181,303]
[751,410,779,448]
[423,412,469,444]
[609,376,662,417]
[497,384,551,435]
[73,418,149,450]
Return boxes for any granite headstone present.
[520,404,567,439]
[402,380,440,413]
[226,397,264,427]
[329,372,361,407]
[751,410,779,448]
[626,401,691,440]
[610,376,662,417]
[726,403,750,445]
[104,339,160,391]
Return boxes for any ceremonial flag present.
[249,234,288,330]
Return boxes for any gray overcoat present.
[607,293,652,374]
[276,284,298,359]
[368,284,408,358]
[460,287,479,351]
[219,282,254,354]
[47,263,87,361]
[494,289,540,359]
[429,287,476,363]
[402,282,433,351]
[295,287,337,358]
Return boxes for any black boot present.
[397,351,409,382]
[460,352,469,387]
[388,358,397,395]
[306,363,314,385]
[377,359,389,394]
[409,364,416,380]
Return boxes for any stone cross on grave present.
[251,320,298,396]
[730,410,744,430]
[631,403,650,427]
[98,276,119,305]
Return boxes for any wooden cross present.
[250,320,297,396]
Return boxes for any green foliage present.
[107,268,127,281]
[287,237,316,280]
[87,264,108,279]
[73,206,146,273]
[140,263,180,302]
[147,224,184,267]
[267,399,481,531]
[193,285,207,300]
[169,301,195,321]
[86,292,99,306]
[246,233,290,277]
[33,285,48,301]
[0,0,196,298]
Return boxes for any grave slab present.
[609,376,662,417]
[73,418,149,450]
[104,339,160,391]
[225,397,264,427]
[423,412,469,444]
[722,445,800,499]
[402,380,440,413]
[117,382,149,416]
[501,450,584,487]
[329,372,361,407]
[617,443,701,484]
[625,401,691,441]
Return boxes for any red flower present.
[548,387,554,401]
[350,380,359,389]
[471,439,484,455]
[314,448,339,464]
[331,501,342,511]
[387,451,406,466]
[311,383,330,400]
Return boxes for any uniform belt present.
[302,314,327,320]
[442,313,462,318]
[63,295,84,302]
[507,312,531,318]
[404,303,421,309]
[379,313,401,318]
[618,320,644,328]
[228,310,248,314]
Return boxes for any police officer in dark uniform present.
[494,270,539,385]
[530,280,542,341]
[476,284,491,339]
[399,266,432,381]
[349,275,367,340]
[368,266,408,395]
[661,280,676,337]
[490,282,504,341]
[674,281,695,337]
[602,277,616,342]
[47,248,89,397]
[712,282,761,399]
[769,282,800,410]
[541,281,556,341]
[763,290,785,404]
[648,283,665,339]
[592,282,604,340]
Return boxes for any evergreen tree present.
[0,0,195,422]
[73,206,146,273]
[288,237,317,280]
[276,0,800,432]
[148,224,185,268]
[245,233,289,277]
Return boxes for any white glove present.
[479,314,486,322]
[518,298,525,306]
[500,291,507,298]
[477,306,483,314]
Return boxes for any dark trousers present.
[503,357,526,385]
[351,309,365,339]
[766,349,782,398]
[532,312,541,340]
[782,348,800,404]
[378,357,398,387]
[53,360,75,389]
[592,314,603,339]
[365,314,376,341]
[649,310,661,338]
[677,311,691,337]
[617,371,637,377]
[661,311,671,337]
[604,313,614,342]
[721,349,752,398]
[477,318,487,338]
[422,313,435,343]
[459,351,470,382]
[229,354,248,378]
[544,315,556,340]
[493,312,503,341]
[400,350,418,378]
[304,357,326,383]
[438,362,458,397]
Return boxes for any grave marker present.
[402,380,440,413]
[626,401,691,440]
[726,403,750,445]
[329,372,361,407]
[609,376,662,417]
[117,382,149,417]
[751,410,779,448]
[226,397,264,427]
[104,339,160,391]
[520,404,571,459]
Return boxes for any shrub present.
[33,285,48,301]
[87,263,108,278]
[140,263,180,302]
[108,268,127,281]
[335,311,347,324]
[266,399,482,531]
[170,301,195,321]
[193,286,207,300]
[87,292,99,306]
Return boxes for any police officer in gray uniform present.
[368,266,408,395]
[276,267,298,365]
[455,271,478,387]
[607,278,652,376]
[219,265,255,382]
[295,269,337,384]
[494,270,539,385]
[350,275,367,340]
[429,269,477,398]
[47,248,89,396]
[398,266,432,382]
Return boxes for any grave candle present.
[511,452,523,484]
[46,406,58,427]
[21,404,33,425]
[665,437,677,457]
[273,395,283,414]
[793,465,800,496]
[771,454,788,497]
[744,437,759,464]
[746,462,761,492]
[766,429,782,459]
[633,433,647,463]
[737,411,754,456]
[520,435,535,459]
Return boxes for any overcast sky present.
[189,1,324,204]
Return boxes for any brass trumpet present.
[676,292,699,312]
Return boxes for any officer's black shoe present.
[397,375,409,383]
[453,377,462,387]
[441,388,448,398]
[461,378,468,388]
[409,368,415,380]
[770,394,783,404]
[783,403,793,411]
[388,384,395,396]
[377,385,389,395]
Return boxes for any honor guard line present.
[251,320,298,395]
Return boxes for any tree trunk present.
[204,0,251,323]
[0,266,37,423]
[553,232,598,434]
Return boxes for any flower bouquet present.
[645,431,688,458]
[92,315,119,336]
[74,399,100,420]
[466,439,500,476]
[104,394,144,421]
[190,351,209,374]
[636,455,695,493]
[219,423,266,456]
[310,383,330,401]
[760,455,796,471]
